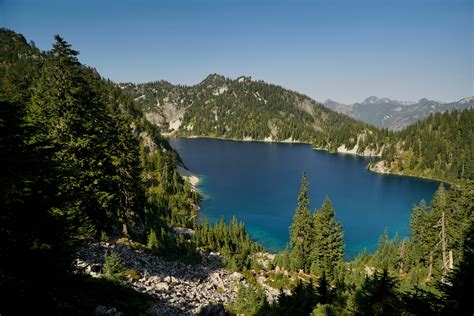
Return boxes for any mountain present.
[120,74,386,155]
[324,96,474,131]
[123,76,474,183]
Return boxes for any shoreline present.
[169,134,379,156]
[176,134,307,145]
[367,161,452,185]
[169,134,450,185]
[176,165,200,186]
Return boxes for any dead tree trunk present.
[399,240,405,274]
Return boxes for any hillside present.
[123,76,474,183]
[373,108,474,182]
[120,75,387,155]
[324,96,474,131]
[0,28,224,314]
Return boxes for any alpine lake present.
[168,137,439,259]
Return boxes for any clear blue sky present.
[1,0,472,103]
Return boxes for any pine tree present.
[147,229,160,251]
[439,215,474,315]
[25,35,145,238]
[354,269,401,315]
[311,197,345,279]
[290,173,314,272]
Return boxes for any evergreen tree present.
[25,35,144,238]
[290,173,314,272]
[311,197,345,279]
[438,205,474,315]
[354,270,401,315]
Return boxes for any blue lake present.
[168,137,439,259]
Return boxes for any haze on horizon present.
[1,0,472,104]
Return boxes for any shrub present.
[103,252,128,285]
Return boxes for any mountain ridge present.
[119,74,386,156]
[324,96,473,130]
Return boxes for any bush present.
[147,229,160,251]
[226,284,267,315]
[103,252,128,285]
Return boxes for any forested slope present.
[120,75,387,155]
[123,75,473,183]
[375,108,474,182]
[0,28,256,313]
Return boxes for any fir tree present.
[290,173,314,272]
[311,197,345,279]
[354,270,401,315]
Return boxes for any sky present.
[1,0,472,104]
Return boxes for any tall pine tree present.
[311,197,345,279]
[290,173,314,272]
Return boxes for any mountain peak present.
[417,98,433,104]
[200,73,226,86]
[362,96,389,104]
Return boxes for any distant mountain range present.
[324,96,474,130]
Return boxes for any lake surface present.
[169,137,439,259]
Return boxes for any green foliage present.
[290,174,314,272]
[103,252,128,285]
[147,229,160,251]
[0,28,203,312]
[400,287,443,315]
[311,197,345,280]
[227,284,268,316]
[286,176,345,278]
[311,303,341,316]
[194,216,262,270]
[438,213,474,315]
[354,270,401,315]
[260,280,318,315]
[382,108,474,182]
[370,229,400,271]
[273,246,291,271]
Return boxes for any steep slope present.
[325,96,474,130]
[120,74,387,155]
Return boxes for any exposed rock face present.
[76,243,243,315]
[368,160,390,174]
